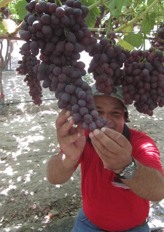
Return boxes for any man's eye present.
[113,112,122,116]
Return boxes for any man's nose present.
[107,120,114,129]
[104,114,114,128]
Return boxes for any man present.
[47,85,164,232]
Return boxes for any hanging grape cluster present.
[122,49,164,115]
[88,38,129,94]
[17,0,107,131]
[17,53,42,105]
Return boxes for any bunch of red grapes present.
[122,49,164,115]
[17,0,107,131]
[17,0,164,130]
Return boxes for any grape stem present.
[0,20,24,39]
[0,35,25,40]
[88,0,108,11]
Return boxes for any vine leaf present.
[0,21,7,35]
[141,12,156,34]
[15,0,27,21]
[147,0,156,5]
[117,38,134,51]
[86,7,100,28]
[122,24,133,34]
[124,32,144,48]
[81,0,101,28]
[107,0,131,17]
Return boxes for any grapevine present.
[17,0,164,131]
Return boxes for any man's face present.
[94,95,126,133]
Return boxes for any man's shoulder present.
[129,127,155,144]
[129,127,148,137]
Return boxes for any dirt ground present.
[0,68,164,231]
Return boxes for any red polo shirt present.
[79,128,163,231]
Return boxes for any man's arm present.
[123,160,164,201]
[89,127,164,201]
[47,153,79,184]
[46,110,85,185]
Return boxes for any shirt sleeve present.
[131,129,163,174]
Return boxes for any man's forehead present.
[95,103,125,111]
[94,95,126,109]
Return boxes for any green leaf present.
[79,0,101,28]
[0,21,7,35]
[85,7,101,28]
[7,3,19,21]
[124,32,144,48]
[141,12,156,34]
[107,0,130,17]
[147,0,155,5]
[14,0,27,21]
[122,25,133,34]
[117,38,134,51]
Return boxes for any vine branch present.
[114,0,160,32]
[88,0,160,35]
[88,0,102,10]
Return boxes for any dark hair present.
[125,111,130,122]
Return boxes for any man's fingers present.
[57,117,74,138]
[56,110,70,129]
[91,137,106,154]
[89,129,122,154]
[101,127,128,147]
[61,132,81,146]
[92,134,117,156]
[77,124,85,136]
